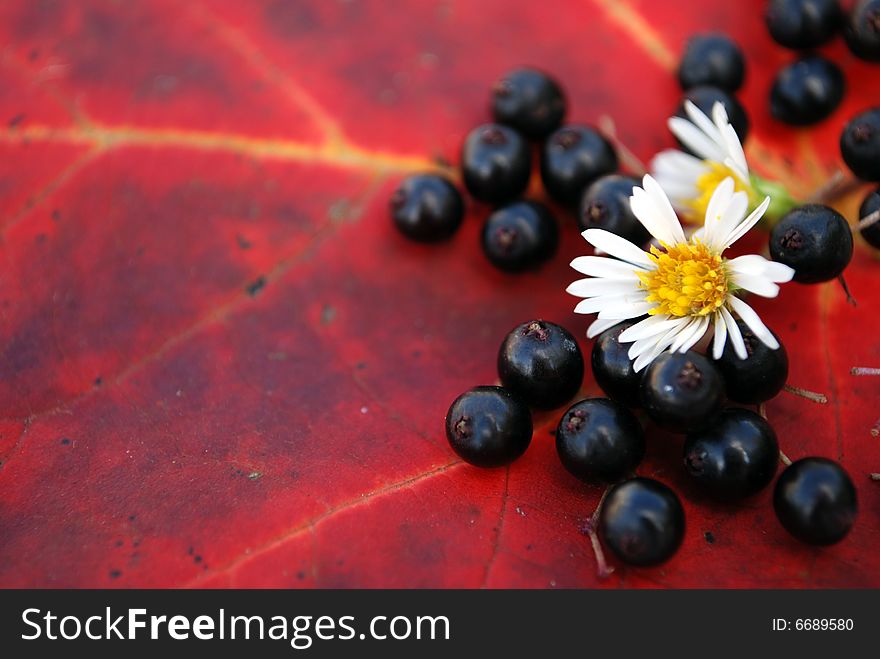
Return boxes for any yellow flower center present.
[638,241,729,317]
[686,161,752,219]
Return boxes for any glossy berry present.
[840,108,880,181]
[461,124,531,205]
[844,0,880,62]
[579,175,650,246]
[481,201,558,272]
[445,386,532,468]
[389,174,464,242]
[677,33,745,92]
[769,204,853,283]
[498,320,584,410]
[770,56,844,126]
[540,125,618,206]
[683,409,779,501]
[774,458,857,545]
[599,478,685,567]
[591,320,643,408]
[858,187,880,249]
[555,398,645,484]
[578,174,651,245]
[491,68,566,140]
[764,0,843,49]
[676,86,749,147]
[714,320,788,404]
[640,351,725,433]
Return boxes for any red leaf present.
[0,0,878,588]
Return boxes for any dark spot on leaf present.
[115,539,124,547]
[8,114,25,128]
[236,234,253,250]
[60,438,71,445]
[109,569,121,579]
[297,571,306,580]
[355,361,367,370]
[51,209,61,222]
[94,376,103,387]
[245,276,267,297]
[320,305,336,325]
[194,555,203,563]
[35,233,47,245]
[704,531,715,544]
[128,515,136,522]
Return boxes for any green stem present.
[751,174,798,226]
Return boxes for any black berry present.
[764,0,843,49]
[445,386,532,468]
[714,320,788,404]
[858,187,880,249]
[389,174,464,242]
[770,56,844,126]
[461,124,531,205]
[769,204,853,283]
[677,33,745,92]
[591,320,643,408]
[676,86,749,147]
[599,478,686,567]
[683,408,779,501]
[540,125,618,207]
[579,175,650,247]
[640,351,725,433]
[844,0,880,62]
[481,201,558,272]
[491,68,566,140]
[774,457,857,545]
[498,320,584,410]
[840,108,880,181]
[555,398,645,484]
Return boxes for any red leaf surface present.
[1,0,879,588]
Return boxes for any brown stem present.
[851,367,880,376]
[807,170,864,204]
[598,115,647,177]
[779,450,793,467]
[857,209,880,232]
[583,487,614,580]
[837,274,857,307]
[783,384,828,403]
[757,402,767,419]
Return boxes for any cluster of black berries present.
[388,5,873,575]
[391,67,642,269]
[680,2,880,260]
[446,316,857,568]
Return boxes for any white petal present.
[675,315,711,353]
[730,272,780,298]
[720,305,747,359]
[711,101,730,131]
[570,255,645,278]
[574,297,618,315]
[701,177,735,249]
[685,100,724,146]
[636,174,686,244]
[597,300,656,320]
[586,317,622,339]
[726,254,794,283]
[721,125,749,179]
[566,277,641,298]
[618,315,686,343]
[727,296,780,350]
[627,317,688,359]
[723,196,770,248]
[651,150,705,179]
[668,117,725,162]
[582,229,654,268]
[712,312,727,360]
[632,324,686,372]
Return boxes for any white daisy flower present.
[651,101,777,222]
[567,174,795,372]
